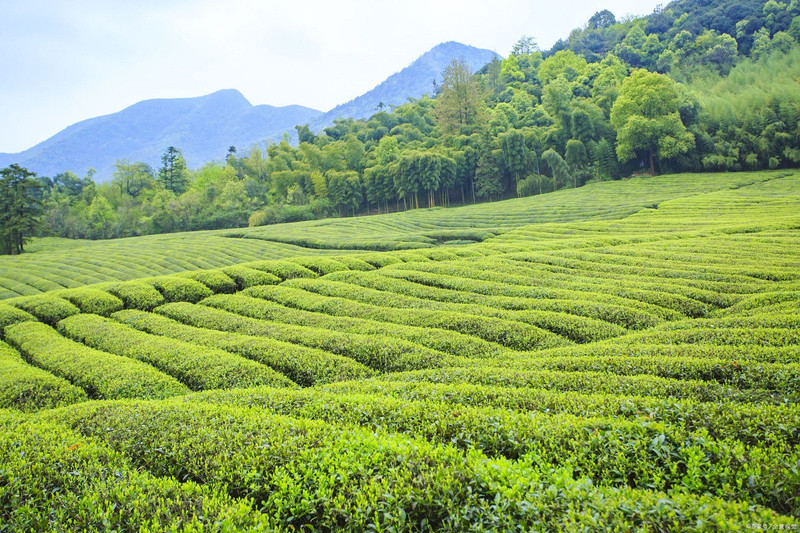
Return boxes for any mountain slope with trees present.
[2,0,800,247]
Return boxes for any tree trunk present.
[649,150,655,174]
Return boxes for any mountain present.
[0,42,500,181]
[0,90,323,180]
[310,41,500,130]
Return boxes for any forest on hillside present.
[3,0,800,249]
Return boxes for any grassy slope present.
[0,170,789,299]
[1,169,799,530]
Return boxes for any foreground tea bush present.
[0,411,275,531]
[190,387,800,513]
[48,399,798,530]
[0,340,87,411]
[320,380,800,447]
[5,321,188,399]
[58,314,295,391]
[112,309,376,385]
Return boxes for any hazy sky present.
[1,0,663,153]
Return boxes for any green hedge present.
[0,340,87,411]
[48,399,798,530]
[189,386,800,513]
[0,303,36,334]
[112,309,375,386]
[229,289,508,359]
[158,301,450,372]
[274,279,572,350]
[182,269,239,293]
[320,379,800,447]
[9,295,80,326]
[0,411,274,531]
[222,265,281,290]
[150,276,213,303]
[289,256,350,275]
[58,314,295,391]
[102,281,166,311]
[245,260,318,280]
[5,321,188,400]
[54,287,124,316]
[380,366,785,404]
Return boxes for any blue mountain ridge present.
[0,42,500,181]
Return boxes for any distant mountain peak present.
[0,41,500,180]
[312,42,500,127]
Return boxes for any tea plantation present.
[1,170,799,531]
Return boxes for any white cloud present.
[0,0,663,153]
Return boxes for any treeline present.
[4,0,800,245]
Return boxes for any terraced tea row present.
[1,170,799,530]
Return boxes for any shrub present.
[8,295,80,326]
[150,276,213,303]
[59,314,296,391]
[289,257,350,275]
[0,340,87,411]
[182,270,239,293]
[102,281,166,311]
[5,321,188,400]
[222,265,281,290]
[54,287,124,316]
[245,260,318,280]
[113,309,376,386]
[0,304,36,334]
[48,399,799,529]
[0,411,275,531]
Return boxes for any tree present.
[158,146,190,194]
[499,129,529,194]
[511,36,538,56]
[0,164,44,255]
[434,58,485,135]
[112,160,155,198]
[610,70,695,173]
[295,124,317,144]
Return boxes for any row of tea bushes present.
[112,309,376,386]
[58,314,295,391]
[5,321,188,400]
[492,352,800,393]
[380,367,785,404]
[301,272,629,343]
[319,379,800,446]
[157,302,451,372]
[44,398,798,529]
[332,268,664,330]
[271,279,572,349]
[213,291,508,359]
[0,340,87,411]
[0,410,276,531]
[187,386,800,513]
[380,261,685,321]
